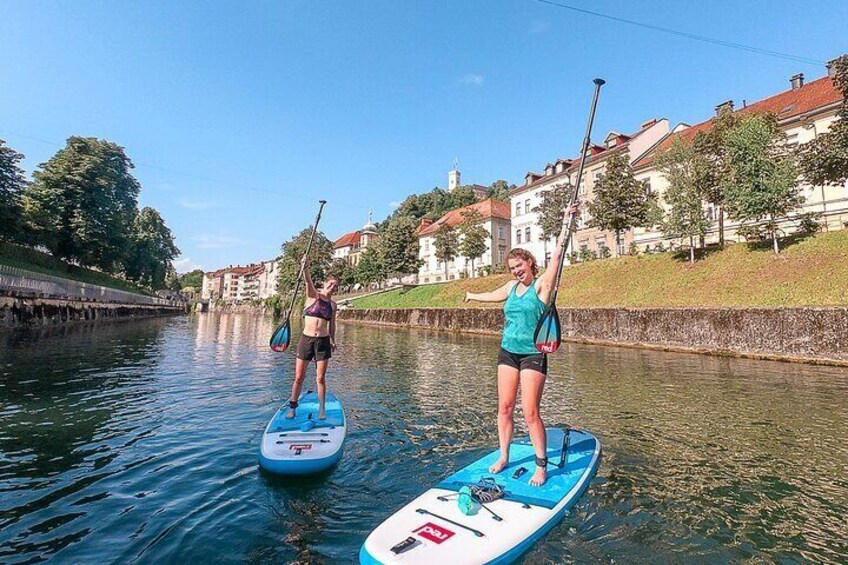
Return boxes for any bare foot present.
[529,465,547,487]
[489,456,509,474]
[285,408,296,419]
[318,408,326,420]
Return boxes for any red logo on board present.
[414,522,455,544]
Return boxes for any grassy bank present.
[0,241,152,295]
[351,230,848,309]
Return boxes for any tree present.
[722,113,802,254]
[487,180,515,201]
[433,224,459,280]
[655,137,712,264]
[275,228,334,295]
[0,140,27,243]
[458,209,488,277]
[380,215,421,278]
[801,54,848,186]
[587,152,655,256]
[178,269,205,289]
[354,243,386,286]
[532,182,571,244]
[389,186,478,224]
[327,258,355,288]
[124,207,180,288]
[22,137,140,271]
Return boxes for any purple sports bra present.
[304,296,333,321]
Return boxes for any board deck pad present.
[266,391,344,432]
[360,427,601,565]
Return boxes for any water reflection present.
[0,314,846,564]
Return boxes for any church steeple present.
[448,158,460,192]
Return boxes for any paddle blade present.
[269,321,291,352]
[534,306,562,354]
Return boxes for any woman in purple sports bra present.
[287,256,339,420]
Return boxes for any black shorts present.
[497,347,547,375]
[296,335,332,361]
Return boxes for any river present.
[1,313,846,564]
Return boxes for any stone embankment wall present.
[0,296,183,328]
[338,307,848,366]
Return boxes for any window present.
[642,179,652,196]
[618,242,626,256]
[516,202,522,216]
[786,132,799,148]
[498,247,506,262]
[498,226,505,240]
[516,230,522,244]
[525,199,531,212]
[525,227,531,242]
[545,252,552,267]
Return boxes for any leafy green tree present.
[275,228,334,295]
[124,207,181,288]
[354,243,386,286]
[22,137,140,271]
[587,152,655,256]
[693,108,741,246]
[178,269,204,289]
[0,139,27,243]
[380,215,421,278]
[801,54,848,186]
[448,186,479,210]
[722,113,802,254]
[532,182,571,242]
[458,209,488,277]
[327,258,355,287]
[433,224,459,280]
[390,186,479,224]
[655,137,712,263]
[487,180,515,201]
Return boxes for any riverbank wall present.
[0,296,183,328]
[338,307,848,367]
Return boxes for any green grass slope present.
[0,241,153,295]
[351,231,848,309]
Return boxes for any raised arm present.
[464,281,517,304]
[302,256,318,298]
[538,202,579,298]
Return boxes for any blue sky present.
[2,1,846,272]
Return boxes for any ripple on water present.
[0,314,846,564]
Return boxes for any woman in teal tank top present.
[464,204,577,487]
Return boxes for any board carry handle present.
[415,509,484,537]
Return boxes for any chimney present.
[641,118,657,129]
[420,218,433,230]
[715,100,734,116]
[790,73,804,90]
[826,57,840,78]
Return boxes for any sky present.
[2,0,846,273]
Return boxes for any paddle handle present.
[549,79,605,303]
[284,200,327,322]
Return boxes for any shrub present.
[796,212,823,235]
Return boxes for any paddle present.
[534,78,605,354]
[269,200,327,352]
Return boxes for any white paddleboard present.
[259,391,346,475]
[360,427,600,564]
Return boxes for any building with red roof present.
[511,117,670,263]
[418,197,511,282]
[631,64,846,252]
[333,213,379,266]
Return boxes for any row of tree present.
[274,180,516,295]
[530,55,848,264]
[0,136,180,288]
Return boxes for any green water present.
[1,313,846,564]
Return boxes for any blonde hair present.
[505,248,539,276]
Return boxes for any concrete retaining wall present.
[0,296,183,328]
[338,307,848,366]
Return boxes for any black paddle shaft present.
[549,79,605,304]
[284,200,327,322]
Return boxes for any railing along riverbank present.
[338,306,848,367]
[0,265,184,328]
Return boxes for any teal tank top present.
[501,279,546,355]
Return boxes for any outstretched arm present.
[464,281,516,304]
[302,256,318,298]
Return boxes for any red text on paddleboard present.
[414,523,455,544]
